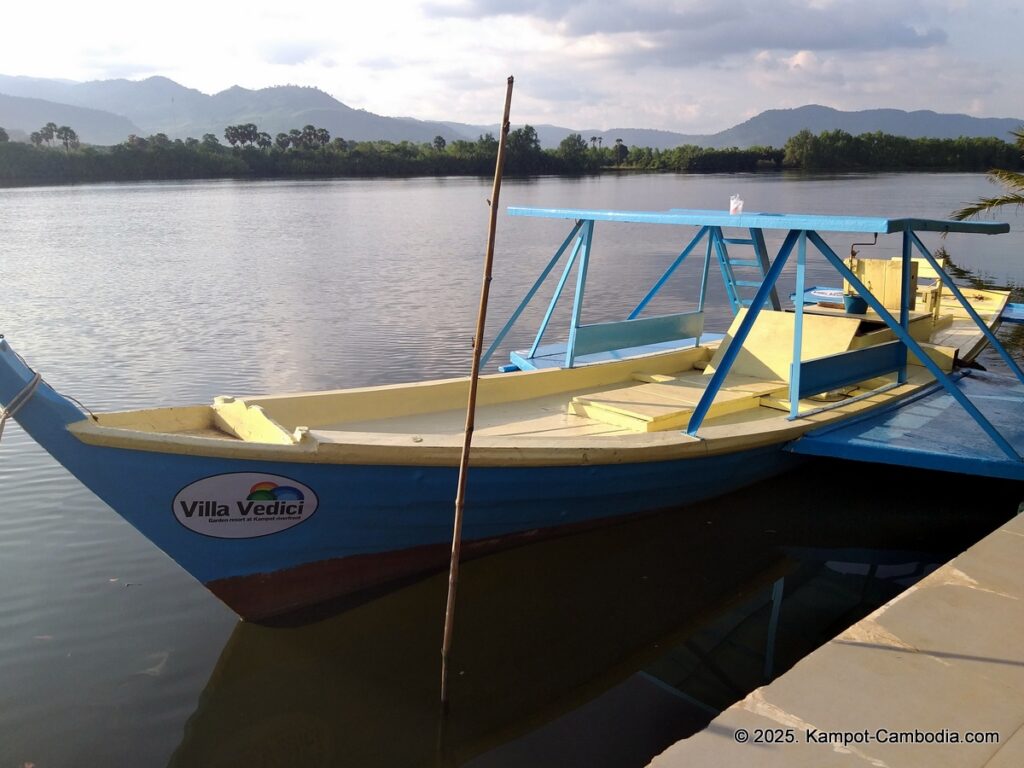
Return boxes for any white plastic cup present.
[729,194,743,215]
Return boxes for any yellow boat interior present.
[69,270,1009,466]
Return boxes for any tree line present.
[0,120,1020,185]
[780,128,1021,172]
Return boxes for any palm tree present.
[952,127,1024,220]
[41,122,57,146]
[55,126,78,152]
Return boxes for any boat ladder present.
[711,227,781,315]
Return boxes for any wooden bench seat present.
[567,372,788,433]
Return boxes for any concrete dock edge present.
[649,510,1024,768]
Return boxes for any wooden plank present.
[705,309,861,382]
[248,345,711,428]
[568,381,759,432]
[647,370,788,397]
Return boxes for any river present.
[0,172,1022,767]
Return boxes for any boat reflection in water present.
[167,461,1020,768]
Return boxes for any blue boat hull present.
[0,339,800,619]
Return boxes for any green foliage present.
[781,129,1022,172]
[613,138,628,165]
[609,143,778,172]
[2,121,1018,187]
[506,125,545,173]
[0,127,7,143]
[56,126,78,150]
[556,133,589,169]
[952,127,1024,221]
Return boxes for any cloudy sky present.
[1,0,1021,133]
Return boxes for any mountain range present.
[0,74,1021,150]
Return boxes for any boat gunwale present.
[67,376,929,467]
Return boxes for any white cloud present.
[0,0,1019,133]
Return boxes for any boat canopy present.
[508,207,1010,235]
[489,205,1023,449]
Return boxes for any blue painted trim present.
[798,342,906,398]
[527,228,584,359]
[482,219,583,367]
[508,207,1010,235]
[789,232,807,419]
[788,371,1024,481]
[899,231,912,384]
[687,229,801,436]
[628,227,708,319]
[697,237,713,312]
[1002,303,1024,324]
[712,227,741,315]
[510,334,725,371]
[910,232,1024,386]
[750,228,781,311]
[565,220,595,368]
[807,230,1022,462]
[573,312,704,357]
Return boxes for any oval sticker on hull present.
[172,473,319,539]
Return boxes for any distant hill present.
[0,93,141,144]
[0,74,468,144]
[1,74,1021,149]
[703,105,1024,149]
[450,106,1023,150]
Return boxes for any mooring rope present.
[0,371,41,443]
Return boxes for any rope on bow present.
[0,372,42,443]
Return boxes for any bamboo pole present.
[440,75,514,707]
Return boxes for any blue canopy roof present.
[507,207,1009,235]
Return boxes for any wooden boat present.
[0,207,1014,620]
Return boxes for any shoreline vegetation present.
[0,122,1020,186]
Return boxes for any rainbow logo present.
[246,481,305,502]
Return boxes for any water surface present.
[0,173,1021,767]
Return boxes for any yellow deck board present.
[705,309,862,382]
[569,381,761,433]
[338,390,635,437]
